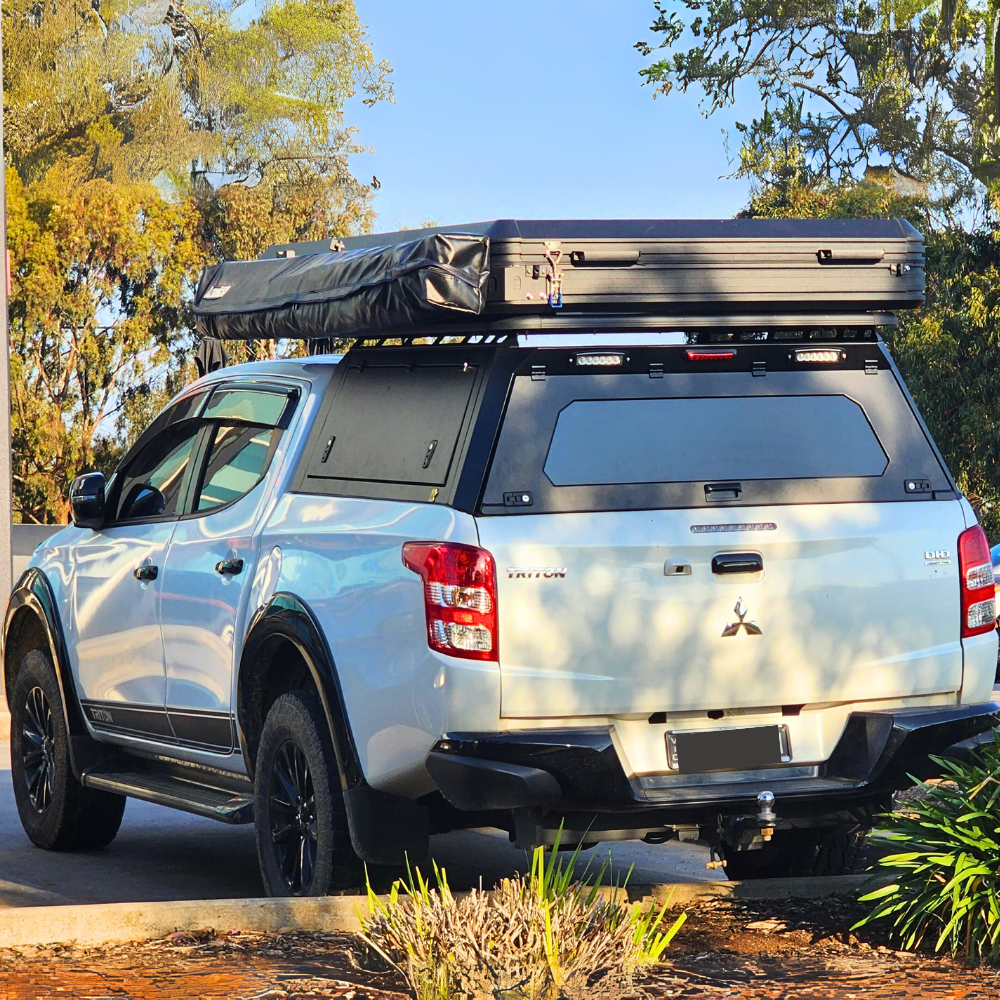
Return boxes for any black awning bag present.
[193,233,489,340]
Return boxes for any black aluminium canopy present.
[191,219,925,341]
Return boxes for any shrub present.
[359,836,687,1000]
[855,733,1000,964]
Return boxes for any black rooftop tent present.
[191,218,925,343]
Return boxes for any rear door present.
[475,344,965,719]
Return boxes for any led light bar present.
[572,351,626,367]
[686,348,736,361]
[792,349,846,363]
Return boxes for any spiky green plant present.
[855,732,1000,965]
[359,830,686,1000]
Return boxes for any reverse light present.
[686,348,736,361]
[958,525,996,638]
[792,349,846,364]
[573,352,625,367]
[402,542,498,660]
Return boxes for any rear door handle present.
[215,558,244,576]
[133,565,158,582]
[712,553,763,575]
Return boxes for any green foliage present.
[360,835,687,1000]
[4,0,390,522]
[855,733,1000,964]
[7,167,204,522]
[886,228,1000,539]
[637,0,995,209]
[742,173,1000,538]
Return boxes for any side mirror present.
[119,482,166,521]
[69,472,106,529]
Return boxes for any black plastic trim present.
[429,728,634,810]
[238,592,364,787]
[3,569,110,777]
[428,705,999,816]
[168,709,236,753]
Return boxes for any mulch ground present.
[1,894,998,999]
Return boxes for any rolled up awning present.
[193,233,490,340]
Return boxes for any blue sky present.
[349,2,753,230]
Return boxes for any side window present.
[196,424,279,511]
[191,386,293,514]
[115,423,201,522]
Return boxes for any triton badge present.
[507,567,567,579]
[721,597,762,637]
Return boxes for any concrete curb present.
[0,874,890,950]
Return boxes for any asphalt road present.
[0,741,720,907]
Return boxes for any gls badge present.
[924,550,952,566]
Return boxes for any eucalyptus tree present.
[636,0,998,211]
[3,0,391,522]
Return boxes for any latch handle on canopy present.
[544,241,564,309]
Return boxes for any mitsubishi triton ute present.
[4,219,997,895]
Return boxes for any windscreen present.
[481,363,949,514]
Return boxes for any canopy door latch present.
[544,241,564,309]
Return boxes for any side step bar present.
[82,768,254,824]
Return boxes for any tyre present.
[724,826,870,880]
[9,648,126,850]
[254,691,362,896]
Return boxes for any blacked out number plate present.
[672,726,782,774]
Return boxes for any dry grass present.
[359,841,685,1000]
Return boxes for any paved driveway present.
[0,741,720,907]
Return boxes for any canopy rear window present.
[544,395,888,486]
[481,366,949,514]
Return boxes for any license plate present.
[669,725,784,774]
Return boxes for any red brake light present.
[958,525,996,638]
[686,348,736,361]
[402,542,498,661]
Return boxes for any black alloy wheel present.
[268,739,318,894]
[21,685,55,813]
[254,690,361,896]
[10,646,126,850]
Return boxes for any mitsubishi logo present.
[721,597,762,637]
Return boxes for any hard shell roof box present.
[193,219,924,340]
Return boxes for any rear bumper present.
[425,703,998,818]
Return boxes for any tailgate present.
[477,501,966,718]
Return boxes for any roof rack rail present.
[322,323,882,355]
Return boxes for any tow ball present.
[757,790,777,842]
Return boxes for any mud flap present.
[344,785,429,866]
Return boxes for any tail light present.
[402,542,498,661]
[958,525,996,637]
